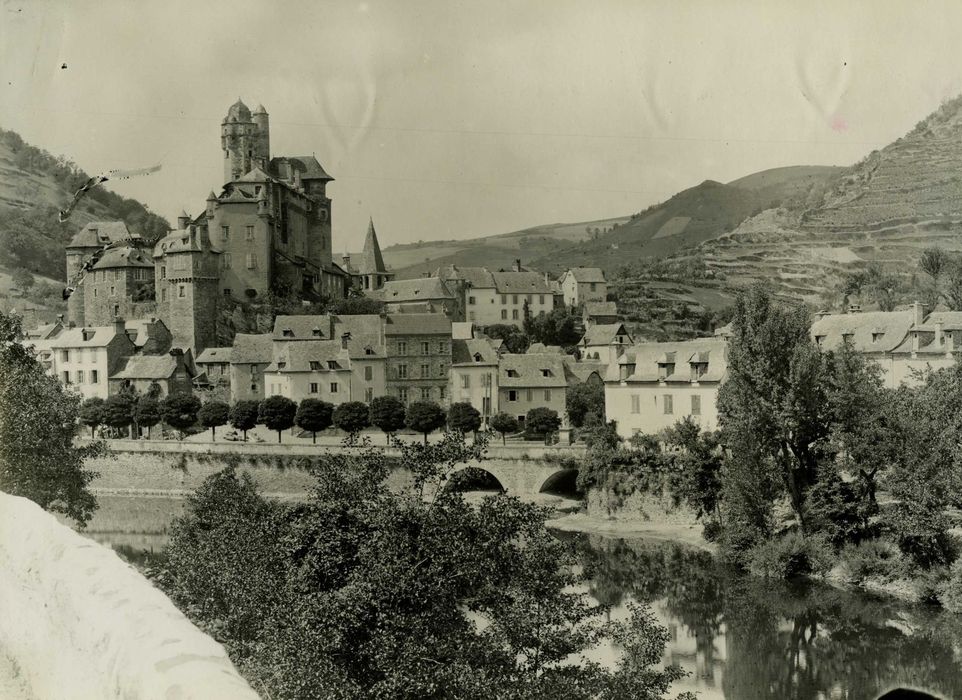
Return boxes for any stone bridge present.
[439,458,582,499]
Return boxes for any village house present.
[498,352,569,427]
[109,349,195,398]
[195,346,232,383]
[47,319,138,400]
[262,340,353,403]
[332,314,387,404]
[449,337,502,426]
[378,277,461,318]
[577,322,633,365]
[606,337,728,440]
[559,267,607,307]
[229,333,274,401]
[582,301,619,327]
[384,312,452,405]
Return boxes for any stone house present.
[577,322,633,365]
[559,267,607,307]
[47,319,138,400]
[384,313,453,405]
[582,301,619,326]
[109,350,195,398]
[229,333,273,402]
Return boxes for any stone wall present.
[0,492,260,699]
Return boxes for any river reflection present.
[563,533,962,700]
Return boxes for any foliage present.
[836,539,907,585]
[747,532,834,579]
[327,296,385,315]
[566,381,605,428]
[661,418,723,523]
[258,395,298,442]
[294,399,334,443]
[937,559,962,613]
[803,468,878,548]
[198,400,230,440]
[523,306,582,348]
[160,393,202,434]
[489,412,519,445]
[884,501,956,569]
[446,401,481,436]
[79,397,105,438]
[483,324,530,354]
[156,435,688,699]
[229,399,260,440]
[405,400,447,443]
[0,311,102,525]
[525,406,561,443]
[134,396,162,432]
[332,400,370,435]
[11,268,34,292]
[368,395,406,435]
[102,393,137,436]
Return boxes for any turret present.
[205,191,218,219]
[252,104,270,167]
[177,210,191,229]
[221,98,254,183]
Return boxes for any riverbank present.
[546,512,715,552]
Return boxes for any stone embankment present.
[0,492,260,700]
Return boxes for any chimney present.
[935,321,944,348]
[113,317,126,337]
[341,332,351,350]
[514,258,522,272]
[913,301,925,326]
[56,314,64,325]
[912,331,920,357]
[342,253,351,268]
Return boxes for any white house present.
[449,337,502,426]
[578,322,633,366]
[47,320,137,400]
[438,264,555,328]
[559,267,607,307]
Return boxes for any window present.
[365,387,374,403]
[512,295,518,304]
[224,288,231,297]
[539,295,545,304]
[223,253,232,269]
[508,390,518,402]
[420,341,429,354]
[113,304,120,316]
[501,309,508,320]
[461,374,470,389]
[61,350,69,362]
[161,288,168,302]
[330,382,338,393]
[590,282,597,292]
[93,289,98,298]
[468,312,475,321]
[872,332,884,344]
[91,370,99,384]
[178,285,186,298]
[222,226,229,240]
[364,366,373,381]
[815,335,825,347]
[309,382,319,394]
[501,295,506,305]
[439,386,446,400]
[398,341,407,355]
[62,371,70,384]
[544,389,551,401]
[398,364,408,379]
[663,394,673,415]
[526,389,533,401]
[76,370,85,384]
[526,294,532,303]
[512,309,519,320]
[246,253,257,269]
[246,226,254,240]
[468,296,476,305]
[691,395,701,416]
[160,266,166,279]
[631,395,640,414]
[399,387,409,403]
[421,363,430,377]
[438,341,446,353]
[309,361,321,371]
[421,387,431,400]
[540,369,551,377]
[506,369,518,378]
[482,396,491,415]
[110,286,116,296]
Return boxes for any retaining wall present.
[0,492,260,699]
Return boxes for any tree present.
[198,400,230,440]
[328,296,385,315]
[229,399,260,441]
[295,399,334,443]
[919,246,948,286]
[11,268,34,293]
[447,402,481,438]
[566,381,605,428]
[483,324,530,354]
[0,311,101,526]
[943,256,962,311]
[259,395,298,443]
[102,393,137,438]
[79,397,105,438]
[369,395,406,437]
[332,400,370,436]
[661,418,723,526]
[157,434,687,698]
[525,407,561,444]
[405,401,447,444]
[160,393,202,435]
[524,307,582,348]
[134,396,161,438]
[490,412,519,445]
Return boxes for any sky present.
[3,0,962,254]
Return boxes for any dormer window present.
[474,352,483,362]
[872,332,884,344]
[277,361,287,369]
[658,363,675,380]
[507,369,519,378]
[815,335,826,347]
[841,332,854,344]
[540,369,551,377]
[365,347,375,356]
[309,361,321,371]
[690,362,708,381]
[312,328,323,337]
[619,363,636,381]
[282,329,294,337]
[327,360,338,370]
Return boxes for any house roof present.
[225,99,251,122]
[616,338,728,383]
[563,357,606,384]
[451,321,474,340]
[564,267,606,284]
[49,325,127,349]
[527,342,563,354]
[122,319,168,349]
[91,246,153,270]
[111,354,179,380]
[265,340,350,373]
[332,314,385,357]
[380,278,455,303]
[452,338,501,365]
[269,155,334,182]
[272,315,333,340]
[384,313,452,336]
[923,311,962,331]
[152,227,221,257]
[196,347,233,364]
[499,353,569,388]
[231,333,273,364]
[437,266,496,289]
[67,221,134,249]
[491,271,551,294]
[584,301,618,317]
[810,310,915,354]
[581,323,631,347]
[25,322,62,340]
[236,166,271,183]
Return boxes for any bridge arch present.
[538,468,583,499]
[443,465,506,494]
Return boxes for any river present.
[83,494,962,700]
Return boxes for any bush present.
[332,401,370,435]
[405,401,447,444]
[837,539,907,584]
[160,393,202,433]
[747,532,834,579]
[885,501,957,569]
[702,519,723,543]
[369,395,406,436]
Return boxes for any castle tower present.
[221,99,255,184]
[252,104,270,170]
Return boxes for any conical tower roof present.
[360,218,387,273]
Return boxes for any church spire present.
[363,218,387,273]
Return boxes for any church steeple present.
[363,218,387,273]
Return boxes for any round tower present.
[252,104,270,169]
[220,98,254,184]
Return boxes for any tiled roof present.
[584,301,618,317]
[269,156,334,182]
[924,311,962,331]
[384,313,452,336]
[111,354,178,380]
[437,266,496,289]
[231,333,273,364]
[332,314,385,357]
[152,227,222,257]
[50,326,125,349]
[265,340,350,373]
[499,353,569,388]
[616,338,728,383]
[196,347,233,364]
[381,278,455,303]
[581,323,631,347]
[452,338,500,365]
[236,166,271,183]
[91,246,153,270]
[564,267,606,283]
[810,310,915,354]
[491,271,551,294]
[67,221,134,249]
[272,315,333,340]
[563,357,606,384]
[25,323,61,340]
[527,343,563,354]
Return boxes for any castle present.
[65,99,355,352]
